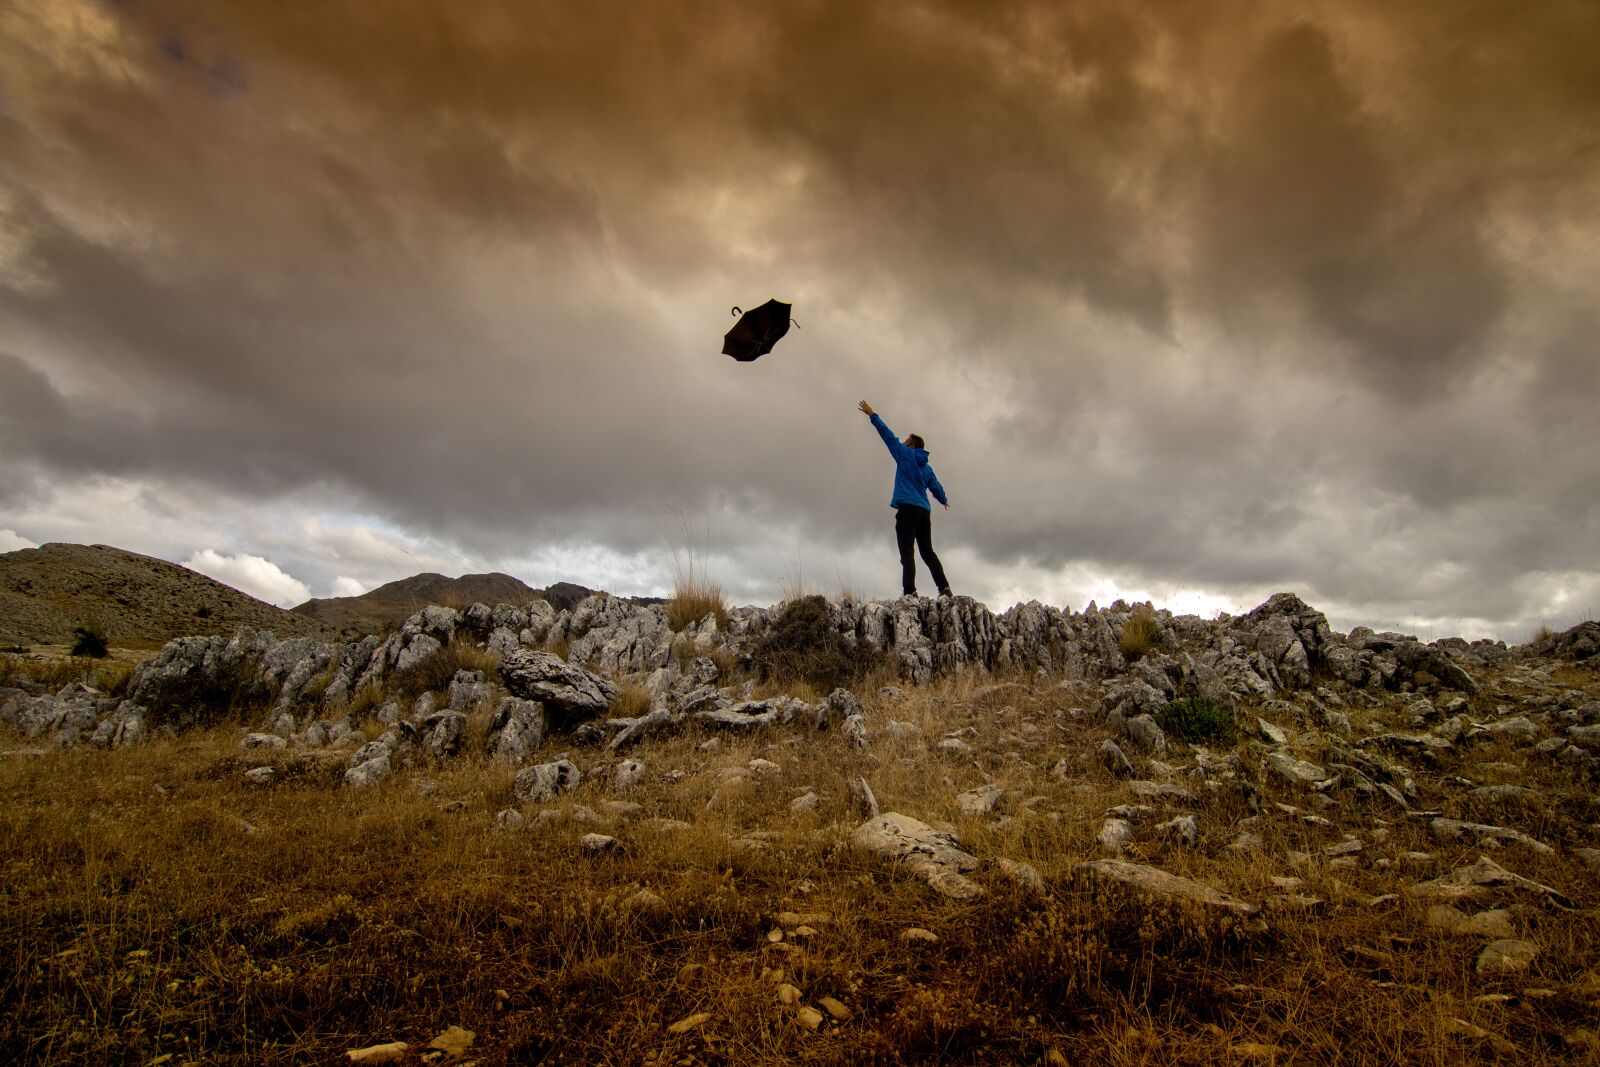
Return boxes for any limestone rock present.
[486,697,545,764]
[498,650,618,722]
[956,783,1004,816]
[1266,751,1327,788]
[514,758,581,802]
[344,752,391,789]
[851,812,983,900]
[1072,859,1259,921]
[1476,939,1538,974]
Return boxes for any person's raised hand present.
[857,400,873,416]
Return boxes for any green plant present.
[70,624,109,659]
[1117,610,1162,661]
[753,595,880,692]
[1156,695,1235,743]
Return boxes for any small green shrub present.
[753,595,880,692]
[70,625,109,659]
[1157,695,1235,743]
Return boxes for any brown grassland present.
[2,654,1598,1064]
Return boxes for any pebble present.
[818,996,851,1020]
[667,1012,710,1034]
[1476,939,1539,975]
[581,833,621,854]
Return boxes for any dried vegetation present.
[2,647,1599,1065]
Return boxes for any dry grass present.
[391,638,502,699]
[0,651,137,696]
[2,662,1599,1064]
[664,511,730,632]
[666,577,730,633]
[1118,607,1164,661]
[609,683,652,718]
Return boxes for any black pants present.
[894,504,950,596]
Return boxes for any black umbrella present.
[722,299,798,362]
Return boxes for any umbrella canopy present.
[722,299,795,362]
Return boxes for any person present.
[857,400,952,598]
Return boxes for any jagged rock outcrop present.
[4,591,1521,755]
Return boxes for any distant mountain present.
[0,543,338,649]
[291,571,546,636]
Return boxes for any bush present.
[1117,610,1163,661]
[753,595,880,692]
[1157,695,1235,743]
[70,624,109,659]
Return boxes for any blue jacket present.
[870,413,948,510]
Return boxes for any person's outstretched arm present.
[858,400,902,457]
[925,466,950,509]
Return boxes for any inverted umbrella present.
[722,299,797,361]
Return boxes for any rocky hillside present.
[0,543,336,649]
[291,571,545,636]
[2,592,1597,1062]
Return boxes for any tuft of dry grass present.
[608,682,652,718]
[664,510,730,632]
[665,577,730,633]
[1118,607,1163,660]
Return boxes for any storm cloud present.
[1,0,1596,639]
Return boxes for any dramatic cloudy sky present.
[2,0,1596,640]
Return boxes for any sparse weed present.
[664,509,729,632]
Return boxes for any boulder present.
[419,710,468,757]
[514,759,581,802]
[344,752,391,788]
[486,697,545,764]
[851,812,983,900]
[1072,859,1260,924]
[499,650,618,722]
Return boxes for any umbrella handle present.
[731,306,742,317]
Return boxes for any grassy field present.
[2,660,1598,1064]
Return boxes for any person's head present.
[904,433,925,450]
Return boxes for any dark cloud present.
[0,0,1597,638]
